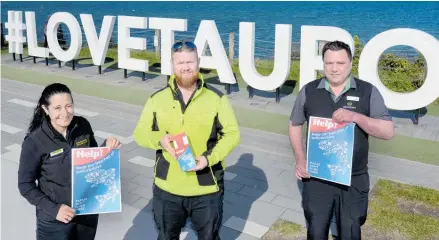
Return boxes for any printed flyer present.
[71,147,122,215]
[171,132,197,172]
[306,116,355,186]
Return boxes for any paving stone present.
[223,216,269,238]
[121,191,141,205]
[1,149,21,164]
[120,142,140,153]
[121,179,140,192]
[231,175,269,192]
[130,175,154,187]
[220,226,260,240]
[120,167,139,180]
[1,139,20,154]
[1,123,22,134]
[5,143,21,152]
[130,197,153,213]
[280,209,306,226]
[128,156,155,168]
[224,172,237,181]
[223,199,287,227]
[129,185,154,199]
[122,162,155,177]
[237,186,277,202]
[224,191,254,206]
[271,195,303,213]
[226,164,283,183]
[224,180,243,192]
[123,147,157,163]
[94,130,133,144]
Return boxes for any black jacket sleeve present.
[17,136,61,218]
[90,130,99,147]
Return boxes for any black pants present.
[302,173,370,240]
[152,185,224,240]
[36,214,99,240]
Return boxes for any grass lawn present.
[426,105,439,116]
[262,179,439,240]
[363,179,439,240]
[262,219,306,240]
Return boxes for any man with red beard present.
[133,41,240,239]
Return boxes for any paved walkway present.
[2,78,439,240]
[1,55,439,239]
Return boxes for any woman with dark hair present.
[18,83,121,240]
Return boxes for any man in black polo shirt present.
[289,41,394,240]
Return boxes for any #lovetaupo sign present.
[6,11,439,110]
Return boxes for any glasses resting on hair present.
[172,41,196,52]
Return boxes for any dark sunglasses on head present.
[172,41,197,52]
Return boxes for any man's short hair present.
[322,41,353,61]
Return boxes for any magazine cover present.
[306,116,355,186]
[171,132,197,172]
[71,147,122,215]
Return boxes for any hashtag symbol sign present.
[5,11,27,54]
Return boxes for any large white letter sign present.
[25,11,49,58]
[299,26,354,89]
[6,11,26,54]
[149,17,187,75]
[359,28,439,110]
[80,14,115,66]
[239,22,292,91]
[47,12,82,62]
[194,20,236,84]
[118,16,148,72]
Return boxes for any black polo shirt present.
[290,77,392,175]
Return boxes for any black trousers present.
[152,185,224,240]
[302,173,370,240]
[36,214,99,240]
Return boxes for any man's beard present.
[176,72,198,88]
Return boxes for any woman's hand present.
[106,136,121,149]
[56,204,76,224]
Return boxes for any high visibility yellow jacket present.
[133,73,240,196]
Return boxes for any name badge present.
[75,138,88,147]
[347,96,359,101]
[50,148,64,157]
